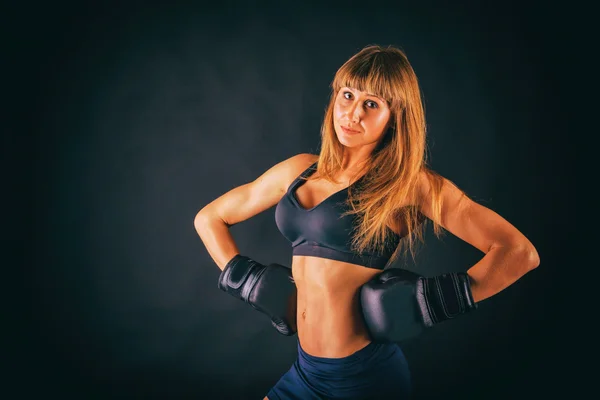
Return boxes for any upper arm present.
[197,153,318,226]
[417,171,536,254]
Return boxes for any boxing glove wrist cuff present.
[418,272,477,327]
[217,254,264,303]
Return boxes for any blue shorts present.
[266,340,411,399]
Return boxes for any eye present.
[365,100,379,109]
[343,91,353,100]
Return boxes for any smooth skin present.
[195,87,540,399]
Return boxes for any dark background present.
[6,1,583,399]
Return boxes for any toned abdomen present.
[292,256,382,358]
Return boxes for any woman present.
[195,45,540,399]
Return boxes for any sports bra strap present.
[288,161,318,192]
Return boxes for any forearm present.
[467,245,539,303]
[194,212,240,270]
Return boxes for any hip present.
[267,339,411,400]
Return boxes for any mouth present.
[341,126,361,134]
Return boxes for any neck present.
[340,154,369,175]
[339,142,379,173]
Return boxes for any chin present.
[334,132,350,147]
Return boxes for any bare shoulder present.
[256,153,318,194]
[276,152,319,186]
[416,168,444,197]
[287,152,319,173]
[416,168,469,217]
[287,152,319,167]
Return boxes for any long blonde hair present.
[312,44,458,266]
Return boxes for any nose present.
[348,101,364,123]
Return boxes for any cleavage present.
[294,177,352,210]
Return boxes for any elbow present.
[525,245,540,271]
[194,208,211,235]
[195,207,228,235]
[499,241,540,283]
[514,243,540,275]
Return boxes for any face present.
[333,87,392,149]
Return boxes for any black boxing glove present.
[359,268,477,342]
[218,254,297,336]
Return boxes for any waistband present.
[298,340,378,365]
[296,338,406,380]
[293,339,411,397]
